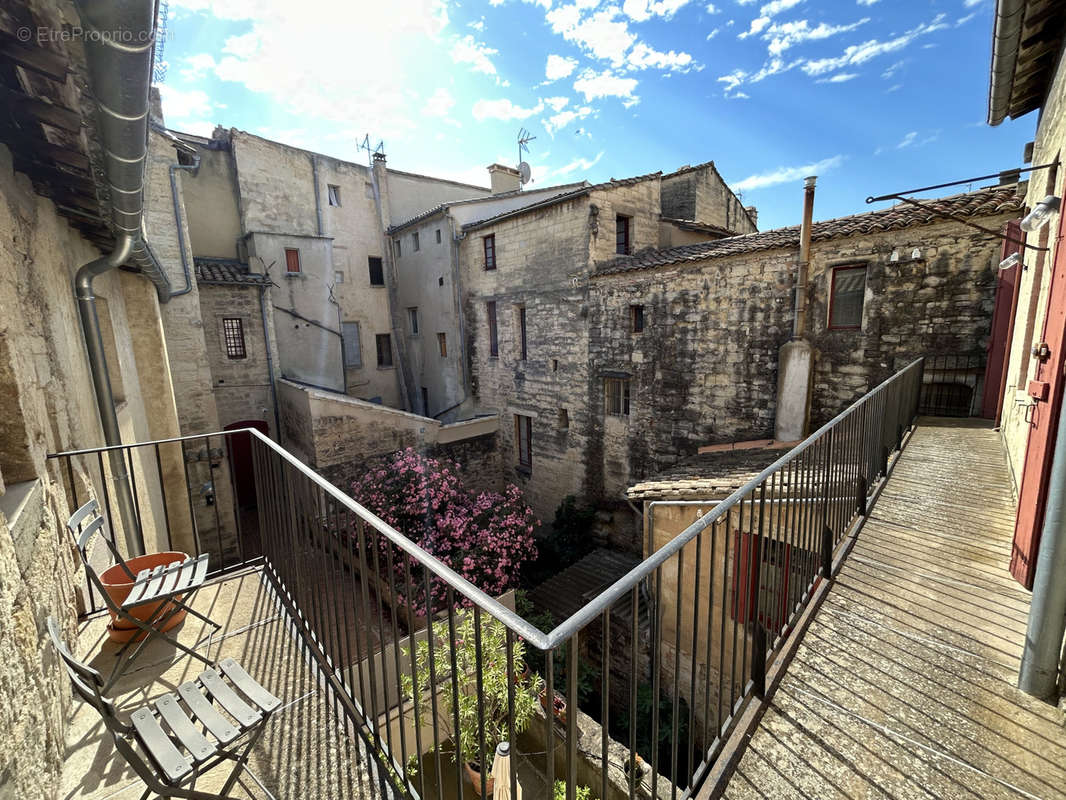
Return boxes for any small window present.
[334,270,345,284]
[222,318,246,359]
[437,332,447,357]
[342,322,362,368]
[516,305,527,361]
[515,414,532,469]
[395,240,402,258]
[436,229,442,244]
[327,184,341,206]
[605,377,631,416]
[552,359,558,372]
[559,408,569,429]
[484,234,496,270]
[413,232,420,252]
[439,275,445,287]
[616,215,631,255]
[828,265,866,329]
[285,248,301,274]
[422,387,430,415]
[408,307,419,336]
[631,304,644,333]
[487,301,499,357]
[368,256,385,286]
[376,333,393,367]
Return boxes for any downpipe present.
[1018,393,1066,701]
[75,233,144,557]
[168,153,201,297]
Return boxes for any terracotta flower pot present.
[463,761,494,797]
[100,552,190,643]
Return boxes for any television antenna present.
[517,127,536,188]
[357,133,385,167]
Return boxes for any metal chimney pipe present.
[792,176,817,338]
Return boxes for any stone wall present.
[0,142,182,800]
[660,164,757,234]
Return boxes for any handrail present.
[47,356,922,651]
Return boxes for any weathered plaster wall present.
[998,47,1066,492]
[180,141,242,259]
[386,169,487,225]
[0,143,182,800]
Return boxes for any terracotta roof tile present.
[194,258,271,286]
[596,185,1023,277]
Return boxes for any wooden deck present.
[724,418,1066,800]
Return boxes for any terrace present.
[51,358,1062,800]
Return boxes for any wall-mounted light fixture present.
[1000,252,1020,270]
[1020,196,1061,232]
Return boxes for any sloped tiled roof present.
[661,217,739,238]
[597,185,1024,277]
[626,445,789,501]
[195,258,272,286]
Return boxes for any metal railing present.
[918,353,984,417]
[48,357,924,800]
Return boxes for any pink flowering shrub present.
[350,448,538,612]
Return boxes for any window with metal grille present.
[284,248,301,273]
[516,305,527,361]
[631,304,644,333]
[484,234,496,270]
[342,322,362,367]
[368,256,385,286]
[515,414,532,469]
[605,377,630,416]
[376,333,393,367]
[437,332,447,357]
[828,265,866,329]
[327,184,341,206]
[616,215,631,255]
[487,301,498,357]
[222,318,246,359]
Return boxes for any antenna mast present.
[517,128,536,190]
[357,133,385,167]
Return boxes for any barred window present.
[829,265,867,329]
[222,318,246,359]
[605,377,630,416]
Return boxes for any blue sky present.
[158,0,1035,230]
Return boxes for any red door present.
[224,420,270,509]
[981,222,1022,418]
[1011,203,1066,588]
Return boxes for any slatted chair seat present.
[65,500,220,691]
[49,618,280,800]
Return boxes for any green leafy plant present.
[553,780,592,800]
[401,614,542,775]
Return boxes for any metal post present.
[821,525,833,579]
[752,622,766,699]
[1019,394,1066,700]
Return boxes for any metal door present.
[224,420,270,509]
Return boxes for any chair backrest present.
[66,499,136,582]
[45,616,122,725]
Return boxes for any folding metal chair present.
[67,499,220,690]
[48,617,281,800]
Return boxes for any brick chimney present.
[745,205,759,229]
[488,164,521,194]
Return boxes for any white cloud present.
[881,60,904,79]
[763,18,869,56]
[450,34,499,77]
[547,5,636,66]
[622,0,691,22]
[717,56,798,94]
[544,96,571,111]
[626,42,695,71]
[573,68,640,105]
[472,98,545,121]
[545,54,579,81]
[554,151,605,176]
[801,15,948,76]
[729,91,750,99]
[425,87,456,117]
[963,0,984,6]
[739,0,803,38]
[706,2,720,12]
[857,0,879,5]
[707,27,720,39]
[737,0,757,5]
[468,18,485,31]
[543,105,593,135]
[957,12,977,25]
[817,72,858,83]
[158,84,214,121]
[179,53,216,80]
[731,155,844,192]
[896,131,917,149]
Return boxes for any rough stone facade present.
[660,162,758,234]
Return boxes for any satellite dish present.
[518,161,532,185]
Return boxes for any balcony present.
[49,358,1064,800]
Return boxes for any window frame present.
[487,301,499,358]
[615,214,631,255]
[515,414,533,470]
[516,305,527,361]
[413,231,420,252]
[436,228,442,244]
[368,256,385,287]
[375,333,393,368]
[222,317,247,360]
[827,264,867,330]
[605,377,631,416]
[484,234,497,270]
[408,307,419,336]
[342,321,362,368]
[284,248,301,274]
[327,184,341,206]
[437,332,447,357]
[631,304,645,334]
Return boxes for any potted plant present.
[553,780,592,800]
[402,613,542,796]
[539,688,567,726]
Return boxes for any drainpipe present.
[311,154,324,236]
[1018,392,1066,701]
[450,214,472,411]
[258,285,282,438]
[792,176,817,338]
[168,153,201,297]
